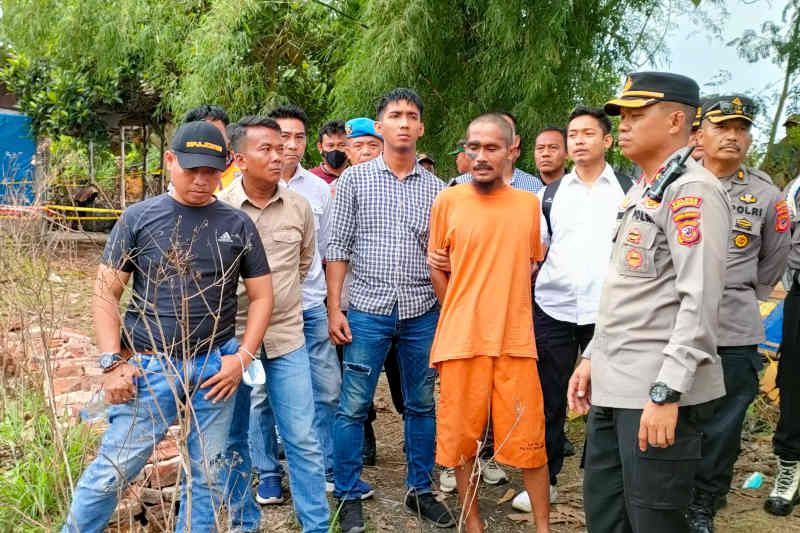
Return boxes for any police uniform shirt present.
[784,176,800,272]
[585,150,730,409]
[717,166,790,346]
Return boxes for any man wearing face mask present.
[310,120,349,184]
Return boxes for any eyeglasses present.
[705,99,754,118]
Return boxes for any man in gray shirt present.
[688,96,789,532]
[568,72,730,533]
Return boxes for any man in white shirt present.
[513,106,626,511]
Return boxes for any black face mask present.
[324,149,348,169]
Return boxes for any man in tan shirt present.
[219,116,329,533]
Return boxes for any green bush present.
[0,391,98,532]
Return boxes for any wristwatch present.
[98,352,123,373]
[649,382,681,405]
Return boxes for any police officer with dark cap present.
[567,72,731,533]
[689,103,704,161]
[686,96,790,532]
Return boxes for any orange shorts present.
[436,355,547,469]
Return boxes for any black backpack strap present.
[615,171,634,193]
[541,178,563,240]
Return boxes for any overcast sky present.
[654,0,792,143]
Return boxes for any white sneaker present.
[480,458,508,485]
[511,490,531,512]
[510,485,557,512]
[439,467,457,493]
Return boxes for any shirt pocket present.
[730,217,761,253]
[267,227,303,270]
[273,228,302,245]
[617,224,658,278]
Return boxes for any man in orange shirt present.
[429,113,550,533]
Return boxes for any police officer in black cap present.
[687,95,790,532]
[568,72,731,533]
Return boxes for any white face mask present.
[242,358,266,387]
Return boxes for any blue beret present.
[345,117,383,140]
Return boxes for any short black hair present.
[182,105,230,126]
[317,120,346,144]
[375,87,424,119]
[535,126,567,148]
[267,105,309,133]
[568,106,612,135]
[468,113,515,147]
[228,116,282,152]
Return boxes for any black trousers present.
[534,303,594,485]
[694,345,761,498]
[775,276,800,460]
[584,404,712,533]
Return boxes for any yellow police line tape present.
[45,204,123,221]
[0,204,122,221]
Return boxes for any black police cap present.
[171,121,229,171]
[605,72,700,116]
[702,95,755,125]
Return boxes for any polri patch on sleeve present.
[776,200,790,233]
[734,233,750,248]
[676,219,701,246]
[670,196,703,212]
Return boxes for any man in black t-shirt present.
[62,121,273,533]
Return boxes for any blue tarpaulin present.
[760,300,784,355]
[0,112,36,205]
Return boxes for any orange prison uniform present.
[429,183,547,469]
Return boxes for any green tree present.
[729,0,800,179]
[329,0,685,170]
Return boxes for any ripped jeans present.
[333,304,438,499]
[62,338,239,533]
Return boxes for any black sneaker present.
[404,491,455,528]
[337,499,366,533]
[687,489,715,533]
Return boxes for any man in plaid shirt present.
[326,88,453,533]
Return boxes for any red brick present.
[52,376,85,395]
[54,365,85,378]
[151,439,179,462]
[161,485,180,502]
[144,501,177,532]
[108,498,142,525]
[137,486,163,505]
[146,455,182,489]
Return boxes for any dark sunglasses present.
[706,100,754,117]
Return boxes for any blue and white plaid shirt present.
[450,167,544,193]
[327,155,445,319]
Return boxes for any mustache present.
[473,163,493,171]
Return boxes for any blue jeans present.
[229,345,329,533]
[304,303,341,475]
[62,338,239,533]
[250,305,341,479]
[334,305,438,499]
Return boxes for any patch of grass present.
[0,389,98,531]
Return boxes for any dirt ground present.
[46,238,800,532]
